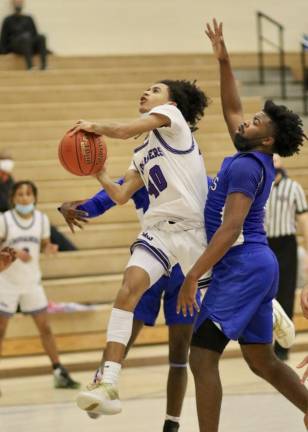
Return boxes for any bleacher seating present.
[0,53,307,359]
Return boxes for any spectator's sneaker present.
[87,412,101,419]
[76,382,122,415]
[53,365,81,389]
[273,299,295,349]
[163,420,180,432]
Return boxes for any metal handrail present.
[257,11,286,99]
[301,41,308,115]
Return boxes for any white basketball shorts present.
[0,282,48,316]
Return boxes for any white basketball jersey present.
[0,210,49,287]
[131,104,207,230]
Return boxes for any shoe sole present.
[76,391,122,415]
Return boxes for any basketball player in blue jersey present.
[59,179,209,432]
[177,20,308,431]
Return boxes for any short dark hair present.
[159,79,210,131]
[10,180,38,206]
[263,100,307,157]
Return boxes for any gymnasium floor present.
[0,352,306,432]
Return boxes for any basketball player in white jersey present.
[70,80,212,415]
[0,181,80,392]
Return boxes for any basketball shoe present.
[53,365,81,389]
[76,381,122,415]
[273,299,295,349]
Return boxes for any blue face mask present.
[15,203,35,214]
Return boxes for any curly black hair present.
[159,79,210,131]
[10,180,38,206]
[263,100,307,157]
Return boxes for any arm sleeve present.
[42,214,51,239]
[227,156,264,201]
[77,178,124,218]
[294,181,308,214]
[28,16,38,37]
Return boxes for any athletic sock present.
[52,363,61,370]
[102,361,121,386]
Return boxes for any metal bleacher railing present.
[301,35,308,115]
[256,11,286,100]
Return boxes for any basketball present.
[58,130,107,176]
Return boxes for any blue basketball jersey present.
[205,151,275,249]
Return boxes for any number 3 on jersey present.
[148,165,167,198]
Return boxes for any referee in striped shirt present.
[266,155,308,360]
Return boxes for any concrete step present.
[0,98,261,122]
[44,274,123,303]
[0,52,300,71]
[0,81,221,104]
[40,248,129,278]
[58,222,139,249]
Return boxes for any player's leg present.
[164,323,193,432]
[241,343,308,412]
[31,310,80,389]
[125,319,145,355]
[190,319,230,432]
[0,314,10,396]
[76,246,166,415]
[10,33,33,69]
[0,314,10,356]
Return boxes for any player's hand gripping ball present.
[58,130,107,176]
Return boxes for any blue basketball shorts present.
[134,264,201,326]
[194,244,279,344]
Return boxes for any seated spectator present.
[0,0,48,70]
[0,150,77,252]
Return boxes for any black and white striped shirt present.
[266,176,308,238]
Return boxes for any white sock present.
[102,361,122,385]
[165,414,180,423]
[107,308,134,345]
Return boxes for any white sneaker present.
[76,382,122,415]
[273,299,295,348]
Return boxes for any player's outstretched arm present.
[177,192,252,317]
[69,113,170,140]
[95,167,144,205]
[205,19,244,141]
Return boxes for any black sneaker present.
[163,420,180,432]
[53,365,80,389]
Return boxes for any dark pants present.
[9,32,47,69]
[268,235,297,357]
[50,225,77,252]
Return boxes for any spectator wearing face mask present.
[265,154,308,360]
[0,150,77,252]
[0,0,48,70]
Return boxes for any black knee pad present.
[191,319,230,354]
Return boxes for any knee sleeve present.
[106,308,134,346]
[191,319,230,354]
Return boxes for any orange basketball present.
[58,130,107,176]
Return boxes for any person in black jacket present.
[0,0,47,70]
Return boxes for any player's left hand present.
[0,247,16,271]
[176,273,199,317]
[69,120,98,136]
[301,286,308,319]
[297,355,308,383]
[44,243,58,256]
